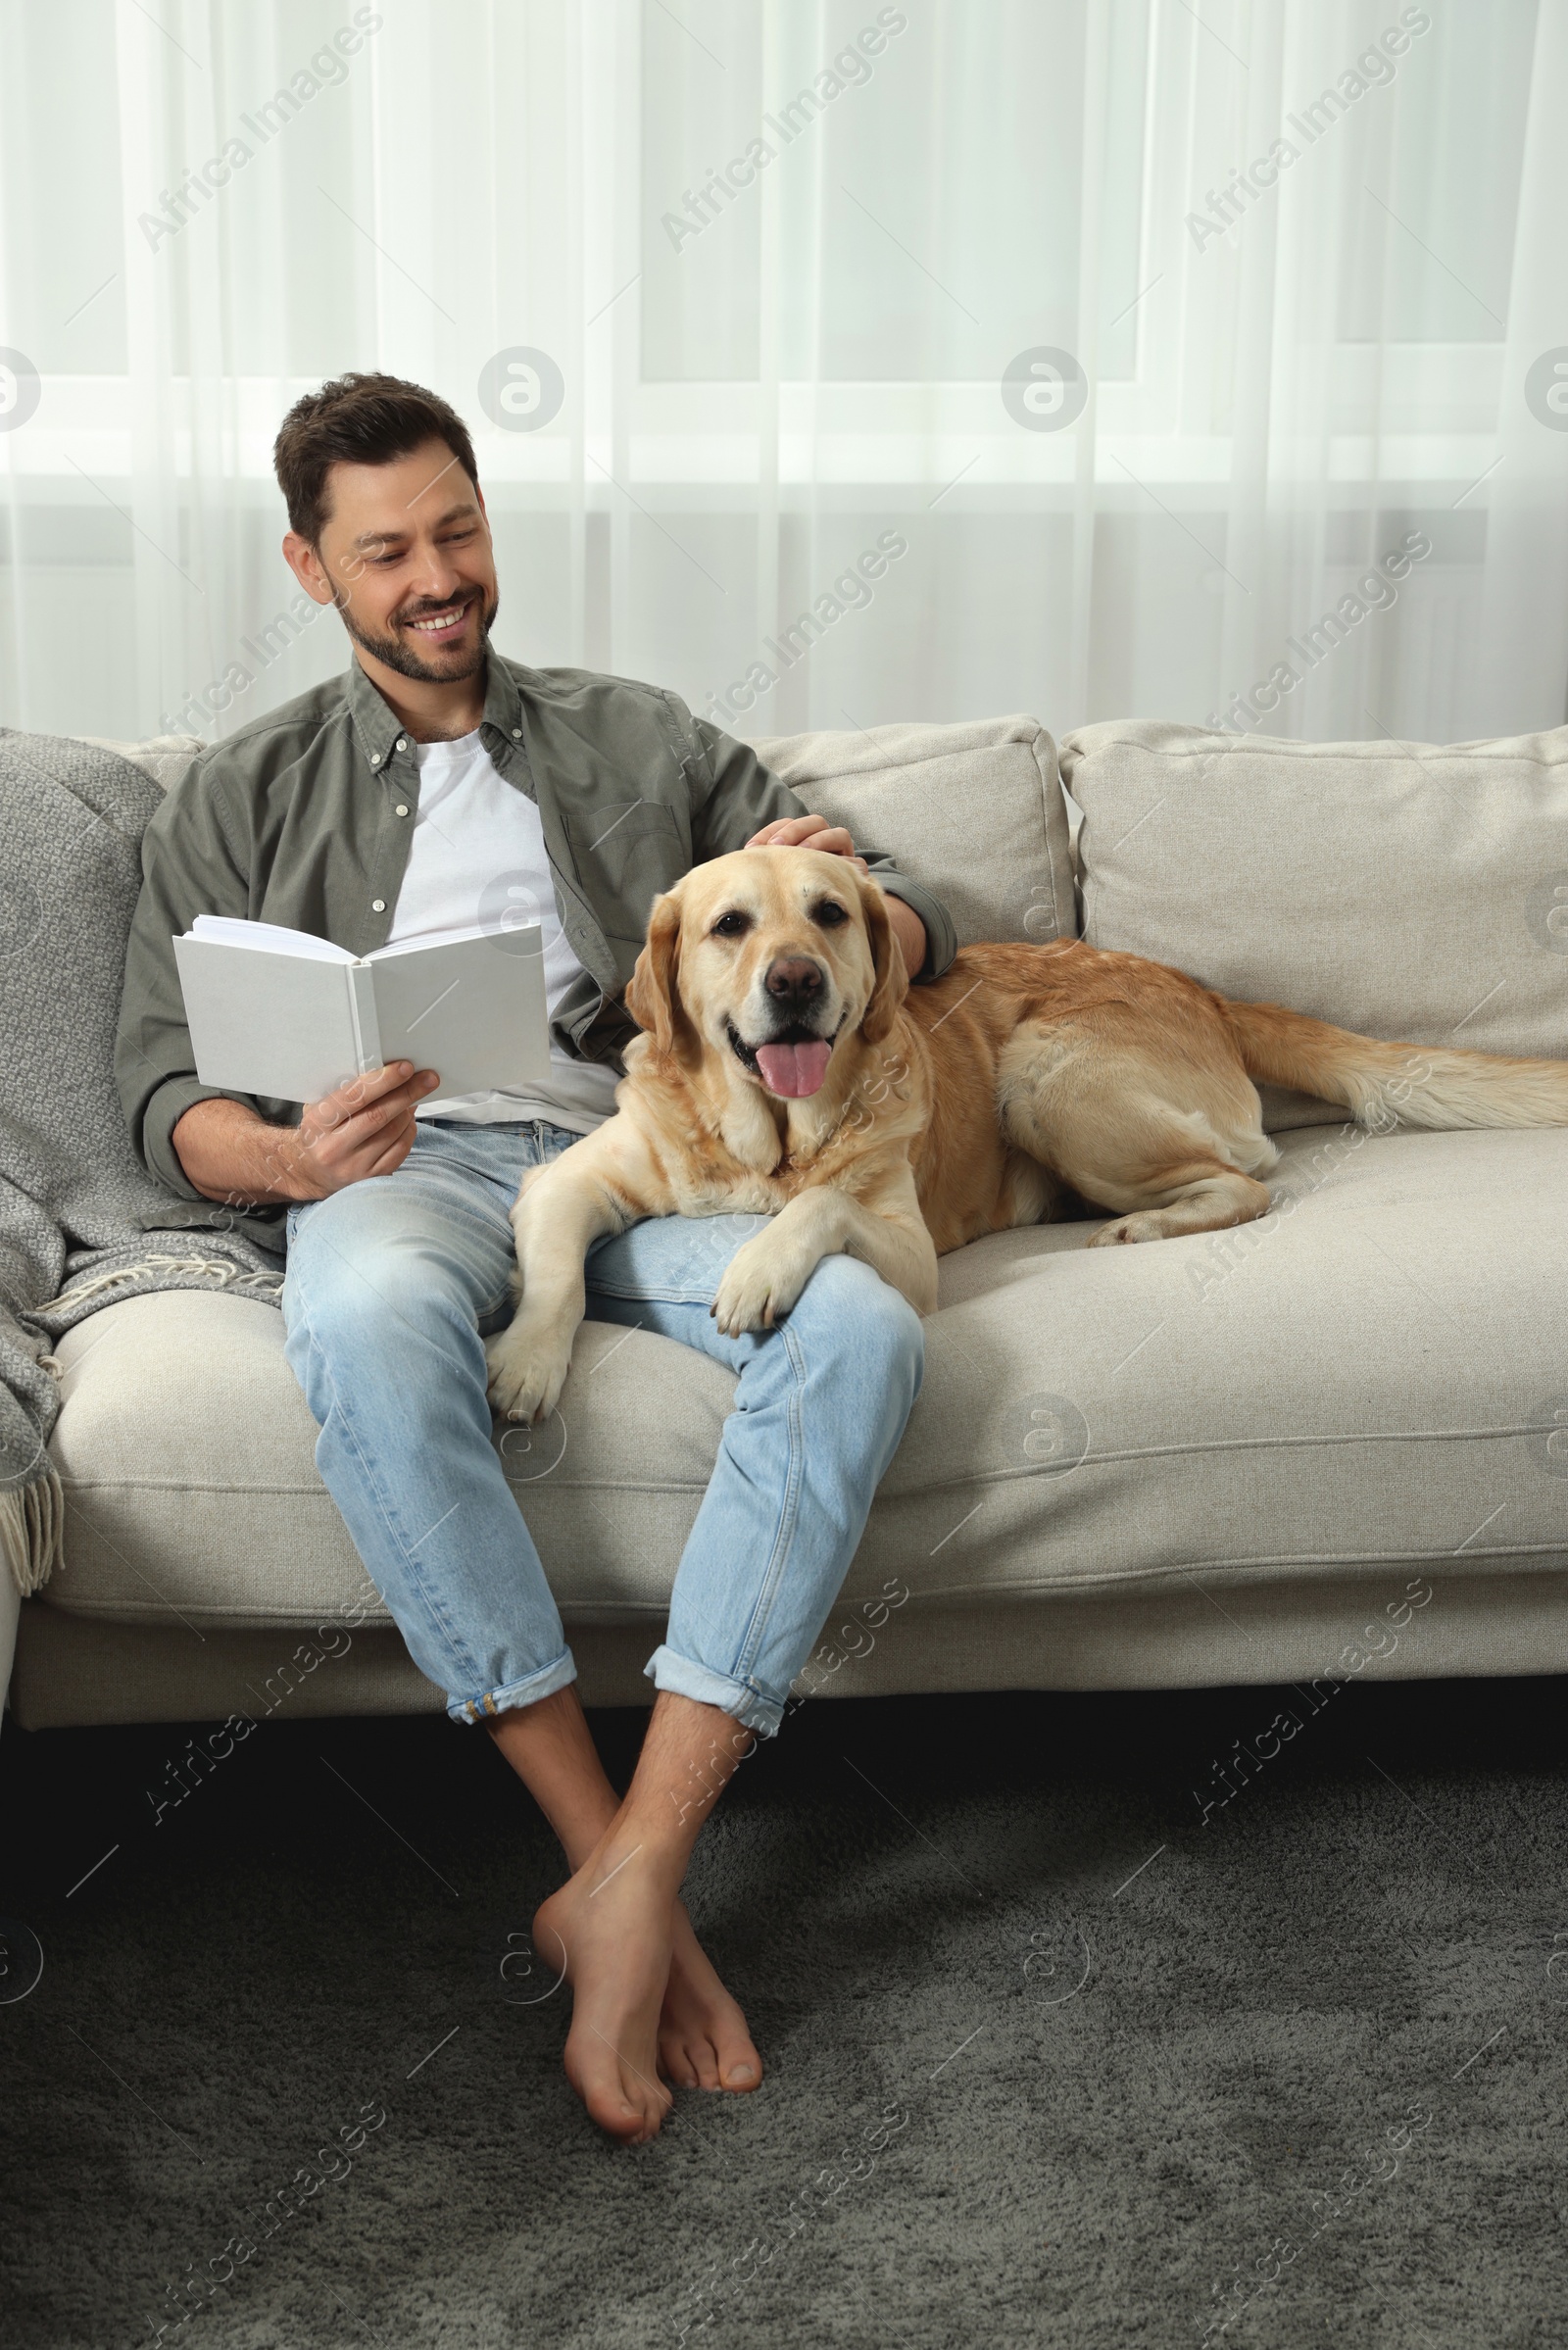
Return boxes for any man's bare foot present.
[533,1835,678,2144]
[509,1690,769,2140]
[661,1904,763,2094]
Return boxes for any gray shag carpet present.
[3,1675,1566,2349]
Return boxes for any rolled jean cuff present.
[645,1643,786,1738]
[448,1647,577,1726]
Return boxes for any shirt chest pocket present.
[563,801,688,943]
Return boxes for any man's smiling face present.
[299,435,500,684]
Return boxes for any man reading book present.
[116,372,956,2147]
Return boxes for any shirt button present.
[369,753,380,767]
[512,727,522,739]
[371,899,386,912]
[394,804,409,816]
[395,737,407,753]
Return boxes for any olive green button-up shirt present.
[115,653,956,1248]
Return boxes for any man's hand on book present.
[288,1060,443,1198]
[173,1059,441,1206]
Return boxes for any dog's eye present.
[710,910,752,938]
[811,901,850,927]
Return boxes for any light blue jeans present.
[279,1117,923,1737]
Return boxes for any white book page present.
[368,923,550,1093]
[189,914,355,963]
[173,933,360,1101]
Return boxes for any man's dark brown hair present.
[272,371,479,542]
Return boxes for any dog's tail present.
[1223,997,1568,1131]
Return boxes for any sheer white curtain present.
[0,0,1562,747]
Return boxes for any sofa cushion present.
[44,1122,1568,1640]
[1057,719,1568,1129]
[72,732,205,794]
[750,714,1074,946]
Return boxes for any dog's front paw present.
[710,1238,809,1337]
[485,1313,573,1424]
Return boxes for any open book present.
[172,915,551,1105]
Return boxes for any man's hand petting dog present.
[743,808,869,871]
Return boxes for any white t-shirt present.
[385,729,622,1134]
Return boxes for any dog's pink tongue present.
[756,1039,833,1098]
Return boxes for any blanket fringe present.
[2,1462,64,1596]
[37,1253,286,1315]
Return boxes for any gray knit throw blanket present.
[0,731,286,1598]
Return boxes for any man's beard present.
[338,584,500,684]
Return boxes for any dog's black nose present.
[764,955,824,1008]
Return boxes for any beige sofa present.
[10,712,1568,1733]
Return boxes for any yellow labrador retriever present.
[483,846,1568,1424]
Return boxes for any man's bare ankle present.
[574,1826,684,1902]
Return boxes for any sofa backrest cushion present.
[750,714,1075,947]
[72,733,205,794]
[1058,719,1568,1129]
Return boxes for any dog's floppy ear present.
[624,888,696,1061]
[858,872,909,1046]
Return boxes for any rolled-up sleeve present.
[682,710,957,983]
[115,758,264,1199]
[859,868,956,984]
